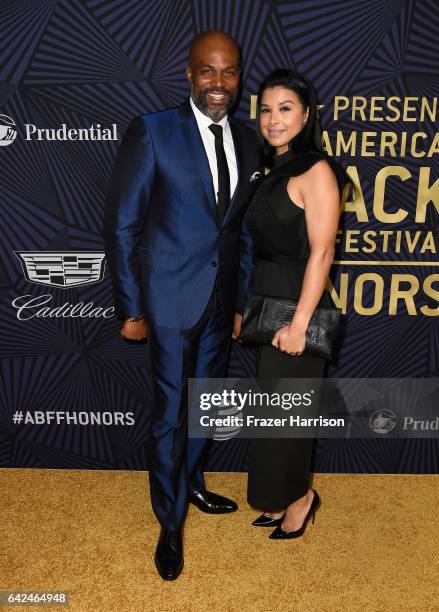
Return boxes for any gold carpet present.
[1,470,438,612]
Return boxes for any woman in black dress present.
[234,70,345,539]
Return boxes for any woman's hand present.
[272,321,307,356]
[232,313,243,340]
[121,318,148,341]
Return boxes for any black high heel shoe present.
[252,513,285,527]
[269,489,320,539]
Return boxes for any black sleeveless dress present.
[246,149,330,512]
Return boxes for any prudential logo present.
[0,114,118,144]
[0,115,17,146]
[369,409,397,434]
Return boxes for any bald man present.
[104,30,261,579]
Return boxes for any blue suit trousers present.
[147,279,232,530]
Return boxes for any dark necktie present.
[208,123,230,222]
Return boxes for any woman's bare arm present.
[272,160,340,354]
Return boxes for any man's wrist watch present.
[126,314,144,323]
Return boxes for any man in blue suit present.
[104,30,261,580]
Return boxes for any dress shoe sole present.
[189,501,238,514]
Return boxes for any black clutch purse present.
[238,292,341,360]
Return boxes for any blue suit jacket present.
[104,99,262,329]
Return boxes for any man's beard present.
[191,84,236,122]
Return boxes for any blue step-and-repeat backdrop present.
[1,0,438,472]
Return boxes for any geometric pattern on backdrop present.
[0,0,438,472]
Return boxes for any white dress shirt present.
[190,97,238,202]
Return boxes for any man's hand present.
[232,313,243,340]
[121,318,148,341]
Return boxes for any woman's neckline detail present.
[272,149,294,166]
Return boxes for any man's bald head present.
[188,30,240,67]
[186,30,241,122]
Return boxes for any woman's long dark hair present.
[256,69,350,195]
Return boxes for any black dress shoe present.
[188,490,238,514]
[154,529,183,580]
[269,489,321,540]
[252,513,285,527]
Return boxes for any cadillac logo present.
[15,252,106,288]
